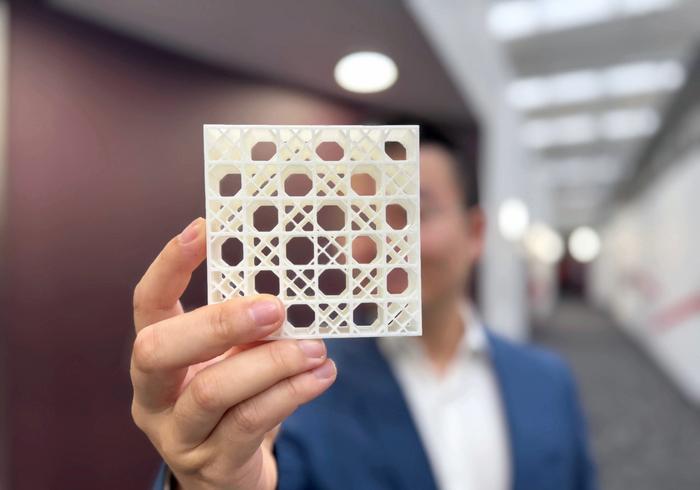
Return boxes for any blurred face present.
[417,144,485,310]
[351,143,484,310]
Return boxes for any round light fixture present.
[334,51,398,94]
[569,226,601,263]
[524,222,564,264]
[498,198,530,241]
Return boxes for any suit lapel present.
[338,339,438,490]
[487,331,534,490]
[335,333,539,490]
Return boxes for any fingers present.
[262,425,281,452]
[131,295,284,410]
[209,359,337,454]
[171,339,327,446]
[133,217,207,332]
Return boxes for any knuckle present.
[230,400,262,434]
[132,327,161,372]
[282,377,302,400]
[130,400,147,431]
[132,281,146,313]
[159,427,211,476]
[210,301,239,343]
[190,374,221,413]
[159,438,190,471]
[131,403,167,458]
[268,341,299,373]
[172,452,207,479]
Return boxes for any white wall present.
[591,147,700,405]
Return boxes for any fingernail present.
[298,340,325,359]
[313,360,336,380]
[249,299,281,327]
[179,218,201,245]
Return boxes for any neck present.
[420,295,468,375]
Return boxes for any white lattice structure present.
[204,125,421,338]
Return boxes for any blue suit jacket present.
[276,331,596,490]
[154,331,597,489]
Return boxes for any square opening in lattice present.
[204,125,421,338]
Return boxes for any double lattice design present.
[204,125,421,338]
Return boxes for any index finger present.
[133,217,207,332]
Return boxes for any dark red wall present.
[3,5,358,488]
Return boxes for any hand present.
[130,218,337,489]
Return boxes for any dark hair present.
[370,117,480,208]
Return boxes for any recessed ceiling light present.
[540,0,613,31]
[555,114,599,145]
[520,107,659,149]
[507,59,685,111]
[599,108,659,140]
[524,222,565,264]
[508,77,550,110]
[604,60,685,97]
[550,70,603,105]
[498,198,530,242]
[487,1,539,40]
[488,0,679,40]
[334,51,398,94]
[569,226,601,263]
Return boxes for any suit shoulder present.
[488,330,575,386]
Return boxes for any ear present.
[464,207,486,262]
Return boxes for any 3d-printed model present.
[204,125,421,338]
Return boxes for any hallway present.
[533,300,700,490]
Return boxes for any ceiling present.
[491,0,700,229]
[47,0,474,126]
[47,0,700,230]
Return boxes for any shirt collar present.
[463,302,489,355]
[379,301,489,361]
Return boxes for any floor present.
[532,299,700,490]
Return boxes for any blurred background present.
[0,0,699,488]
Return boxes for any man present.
[132,125,597,490]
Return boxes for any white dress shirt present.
[378,305,511,490]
